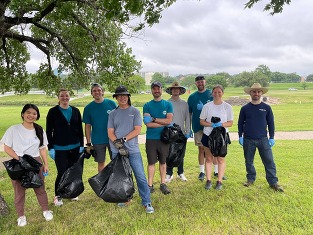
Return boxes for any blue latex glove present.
[189,130,193,138]
[79,147,84,153]
[239,137,244,146]
[49,149,55,160]
[212,122,222,128]
[269,139,275,147]
[197,101,204,110]
[143,116,153,124]
[43,171,48,177]
[185,130,193,138]
[167,122,174,127]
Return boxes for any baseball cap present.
[195,75,205,82]
[151,81,162,88]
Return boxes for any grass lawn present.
[1,140,313,234]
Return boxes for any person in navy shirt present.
[238,83,283,192]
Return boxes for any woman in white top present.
[199,85,234,190]
[1,104,53,227]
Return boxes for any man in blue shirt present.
[238,83,283,192]
[143,81,173,195]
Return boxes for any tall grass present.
[1,140,313,234]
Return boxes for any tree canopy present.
[0,0,175,94]
[245,0,291,15]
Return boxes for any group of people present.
[0,77,283,227]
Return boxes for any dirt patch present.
[225,96,280,106]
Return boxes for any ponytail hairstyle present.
[21,104,44,147]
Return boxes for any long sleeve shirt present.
[238,102,275,139]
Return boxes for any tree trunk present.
[0,193,9,216]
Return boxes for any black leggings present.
[54,147,80,196]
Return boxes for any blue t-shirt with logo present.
[143,99,173,140]
[83,99,117,144]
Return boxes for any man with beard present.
[143,81,173,195]
[238,83,284,192]
[187,76,213,181]
[83,83,117,172]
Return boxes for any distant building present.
[138,71,169,85]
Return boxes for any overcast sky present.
[123,0,313,77]
[26,0,313,77]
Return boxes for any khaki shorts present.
[194,131,204,146]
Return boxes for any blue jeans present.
[166,161,184,176]
[112,152,151,205]
[243,137,278,185]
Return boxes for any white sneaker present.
[178,174,187,181]
[71,197,79,201]
[165,174,173,183]
[54,196,63,207]
[17,215,27,227]
[43,210,53,221]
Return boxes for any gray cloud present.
[124,0,313,76]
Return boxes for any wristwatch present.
[152,117,156,122]
[122,137,127,142]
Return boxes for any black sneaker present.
[214,172,218,177]
[160,183,171,195]
[215,181,223,190]
[205,180,212,190]
[148,185,155,193]
[270,184,284,192]
[198,172,205,181]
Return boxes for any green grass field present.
[0,84,313,234]
[1,141,313,234]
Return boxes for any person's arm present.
[237,108,245,137]
[108,127,117,142]
[40,147,49,173]
[267,107,275,139]
[3,144,19,160]
[85,123,92,144]
[200,118,212,127]
[144,113,173,128]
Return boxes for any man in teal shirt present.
[143,81,173,195]
[187,76,213,181]
[83,83,117,172]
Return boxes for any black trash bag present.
[208,126,230,157]
[88,154,135,203]
[19,154,42,172]
[20,171,43,188]
[167,129,187,168]
[57,152,85,198]
[160,123,181,144]
[3,159,25,180]
[211,116,221,124]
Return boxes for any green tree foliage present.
[301,82,308,90]
[270,72,301,83]
[180,75,196,90]
[233,70,270,87]
[245,0,291,15]
[126,74,146,93]
[0,0,175,94]
[305,74,313,82]
[206,73,229,90]
[151,72,167,88]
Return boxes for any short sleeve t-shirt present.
[200,101,234,136]
[143,99,173,140]
[187,89,213,133]
[1,124,48,157]
[83,99,117,144]
[108,106,142,154]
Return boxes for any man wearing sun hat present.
[165,81,191,183]
[238,83,284,192]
